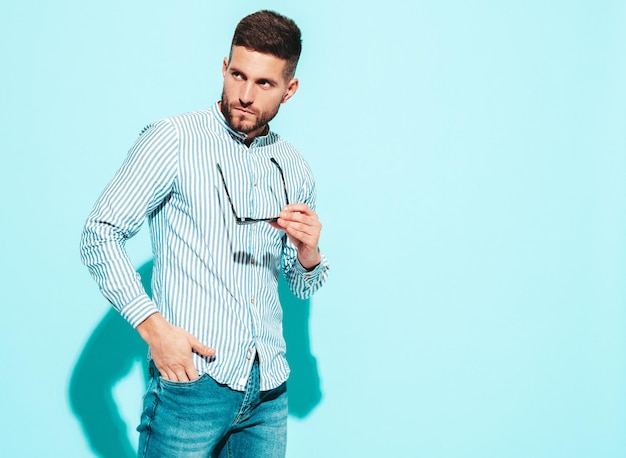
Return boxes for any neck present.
[245,124,269,146]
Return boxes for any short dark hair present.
[230,10,302,79]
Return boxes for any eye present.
[231,71,244,80]
[258,80,273,89]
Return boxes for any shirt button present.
[250,297,255,304]
[251,257,255,265]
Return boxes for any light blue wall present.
[2,1,625,456]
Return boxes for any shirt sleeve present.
[79,119,179,327]
[281,160,330,299]
[283,251,330,299]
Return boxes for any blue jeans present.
[137,359,288,457]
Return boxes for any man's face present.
[220,46,298,140]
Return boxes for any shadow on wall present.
[69,260,322,458]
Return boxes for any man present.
[80,10,329,457]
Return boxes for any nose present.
[239,82,255,108]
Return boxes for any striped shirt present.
[80,102,329,391]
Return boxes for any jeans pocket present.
[158,373,209,390]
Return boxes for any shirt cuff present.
[294,253,330,284]
[119,293,159,328]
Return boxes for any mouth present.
[234,106,255,116]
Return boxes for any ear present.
[281,78,299,104]
[222,57,229,77]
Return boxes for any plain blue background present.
[2,1,625,456]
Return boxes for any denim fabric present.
[137,359,288,457]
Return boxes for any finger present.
[284,223,320,243]
[173,368,189,382]
[280,213,321,232]
[280,206,317,221]
[160,371,172,381]
[189,336,217,357]
[163,369,177,381]
[278,218,318,237]
[282,203,314,214]
[279,213,306,225]
[279,209,317,223]
[290,218,320,233]
[284,226,311,243]
[184,362,200,381]
[157,360,191,382]
[154,362,173,381]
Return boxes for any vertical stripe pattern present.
[80,103,330,391]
